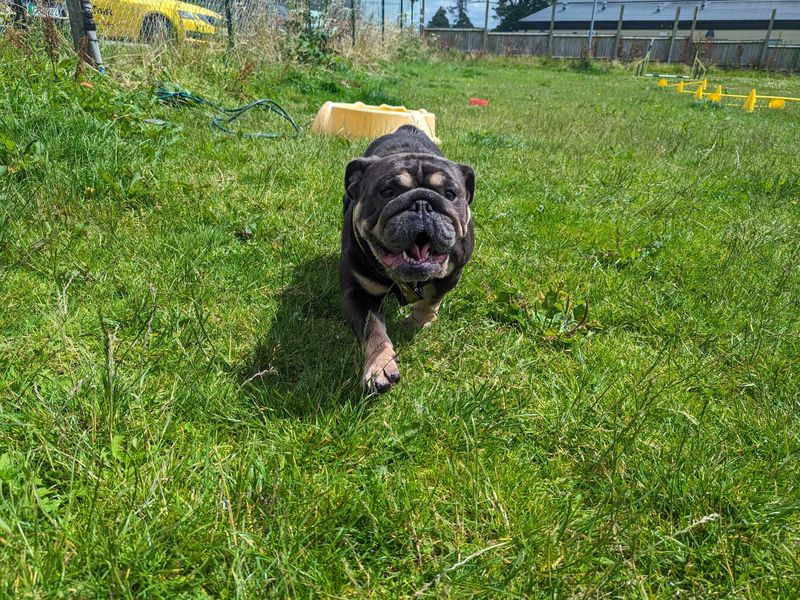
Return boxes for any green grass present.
[2,38,800,597]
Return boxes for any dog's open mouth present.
[376,234,448,269]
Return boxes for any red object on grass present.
[469,97,489,107]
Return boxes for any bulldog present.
[340,125,475,393]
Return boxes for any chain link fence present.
[1,0,430,60]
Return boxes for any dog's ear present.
[345,157,379,200]
[459,164,475,204]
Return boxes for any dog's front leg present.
[409,284,444,328]
[407,268,464,329]
[343,286,400,394]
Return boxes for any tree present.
[448,0,474,28]
[494,0,548,32]
[428,6,450,27]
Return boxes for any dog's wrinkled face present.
[346,153,474,282]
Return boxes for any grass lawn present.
[1,38,799,596]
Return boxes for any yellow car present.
[90,0,222,43]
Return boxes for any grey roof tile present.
[521,1,800,27]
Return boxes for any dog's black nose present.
[414,200,433,213]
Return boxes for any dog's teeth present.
[402,251,409,261]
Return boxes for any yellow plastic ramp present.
[311,102,440,144]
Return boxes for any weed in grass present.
[488,285,598,344]
[691,99,726,111]
[593,231,665,269]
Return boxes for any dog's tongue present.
[410,242,431,260]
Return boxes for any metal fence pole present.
[547,0,556,57]
[381,0,385,39]
[482,0,490,50]
[667,6,680,63]
[613,4,624,59]
[419,0,425,32]
[400,0,404,29]
[65,0,84,47]
[65,0,104,73]
[587,0,598,55]
[759,8,776,67]
[10,0,27,28]
[350,0,356,47]
[224,0,234,49]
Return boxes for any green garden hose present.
[155,84,301,139]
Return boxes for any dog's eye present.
[380,187,394,199]
[444,189,457,201]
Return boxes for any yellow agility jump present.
[657,78,800,112]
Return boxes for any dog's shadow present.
[239,253,363,417]
[239,253,421,417]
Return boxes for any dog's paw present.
[404,306,438,330]
[361,343,400,394]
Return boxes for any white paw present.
[361,343,400,394]
[404,307,438,330]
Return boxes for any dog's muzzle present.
[379,190,457,253]
[362,189,459,278]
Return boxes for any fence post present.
[759,8,776,67]
[350,0,356,47]
[381,0,385,39]
[10,0,27,28]
[420,0,425,32]
[587,0,598,56]
[547,0,556,57]
[689,5,698,41]
[482,0,490,50]
[223,0,234,49]
[613,4,624,59]
[400,0,404,28]
[667,6,680,64]
[65,0,83,46]
[65,0,104,72]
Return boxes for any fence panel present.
[424,28,800,70]
[428,27,483,51]
[551,35,584,59]
[488,32,547,56]
[698,40,760,68]
[768,45,800,70]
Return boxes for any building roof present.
[520,1,800,30]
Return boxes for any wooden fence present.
[424,28,800,71]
